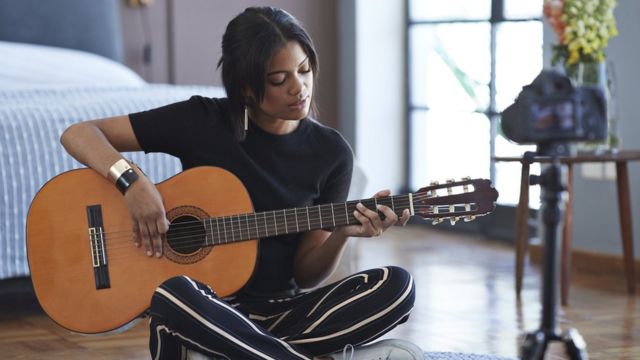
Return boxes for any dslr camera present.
[501,70,607,147]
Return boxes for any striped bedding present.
[0,84,225,279]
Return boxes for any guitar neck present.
[203,195,413,245]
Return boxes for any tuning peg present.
[432,218,443,225]
[461,177,471,192]
[446,179,454,192]
[449,217,458,225]
[428,181,440,198]
[464,215,476,222]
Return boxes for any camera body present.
[501,70,607,146]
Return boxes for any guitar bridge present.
[87,205,110,290]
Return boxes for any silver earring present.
[244,106,248,131]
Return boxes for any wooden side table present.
[494,150,639,306]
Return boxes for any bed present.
[0,1,226,281]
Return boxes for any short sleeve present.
[129,96,209,157]
[316,140,354,205]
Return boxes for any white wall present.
[353,0,406,196]
[565,0,640,257]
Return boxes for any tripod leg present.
[563,328,588,360]
[520,331,547,360]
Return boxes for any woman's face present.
[253,41,313,125]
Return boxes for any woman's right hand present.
[124,172,170,258]
[60,116,169,256]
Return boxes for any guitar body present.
[26,166,257,334]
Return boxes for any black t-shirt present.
[129,96,353,295]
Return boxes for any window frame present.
[404,0,543,239]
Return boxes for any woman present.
[61,6,421,360]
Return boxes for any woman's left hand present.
[336,189,410,238]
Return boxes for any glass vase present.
[565,61,620,154]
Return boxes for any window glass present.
[494,133,540,207]
[408,1,543,209]
[410,23,491,112]
[410,110,490,189]
[494,21,543,207]
[409,0,491,21]
[495,21,543,112]
[504,0,543,19]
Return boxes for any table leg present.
[515,162,530,297]
[616,161,636,294]
[561,163,574,306]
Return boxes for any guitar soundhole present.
[164,205,213,264]
[167,215,205,255]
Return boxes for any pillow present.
[0,41,147,89]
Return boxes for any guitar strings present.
[82,191,469,239]
[87,201,463,246]
[85,204,478,259]
[58,202,476,255]
[32,194,473,259]
[82,195,415,237]
[85,204,454,253]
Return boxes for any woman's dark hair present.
[218,6,319,140]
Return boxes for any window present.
[407,0,543,207]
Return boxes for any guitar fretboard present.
[201,195,412,245]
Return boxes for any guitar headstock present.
[413,177,499,225]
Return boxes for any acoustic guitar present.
[26,166,498,334]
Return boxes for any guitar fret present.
[294,208,299,233]
[254,213,259,239]
[273,211,277,235]
[331,205,335,227]
[202,219,209,246]
[242,215,247,240]
[318,205,322,228]
[222,217,228,243]
[204,219,211,246]
[307,206,317,230]
[232,216,237,242]
[263,212,268,238]
[319,204,334,229]
[238,215,243,240]
[344,202,349,225]
[234,215,239,241]
[216,218,221,244]
[283,209,288,233]
[245,214,250,240]
[348,200,357,224]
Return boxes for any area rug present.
[425,352,516,360]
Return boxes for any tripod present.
[519,147,588,360]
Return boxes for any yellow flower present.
[544,0,619,66]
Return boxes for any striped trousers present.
[148,266,415,359]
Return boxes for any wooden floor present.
[1,225,638,359]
